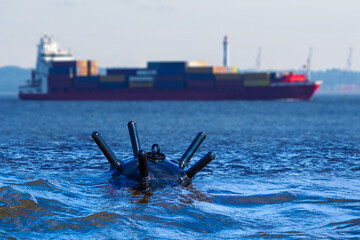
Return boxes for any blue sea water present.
[0,95,359,239]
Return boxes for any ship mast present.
[343,47,354,93]
[346,47,353,72]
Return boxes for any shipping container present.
[212,66,228,73]
[52,60,87,67]
[284,74,306,83]
[87,60,98,67]
[75,76,100,83]
[76,60,87,68]
[187,61,206,67]
[76,65,88,76]
[51,60,88,77]
[157,68,185,75]
[128,76,154,82]
[107,68,138,76]
[74,82,98,89]
[129,82,154,88]
[89,67,99,76]
[187,80,215,88]
[88,60,99,76]
[214,73,243,81]
[156,75,184,82]
[156,75,185,89]
[48,76,73,88]
[186,73,215,81]
[147,61,187,70]
[52,61,77,67]
[100,75,126,83]
[49,66,88,76]
[227,66,237,73]
[186,67,213,74]
[243,72,270,80]
[270,72,281,80]
[49,67,74,76]
[156,81,185,89]
[244,79,270,87]
[216,79,243,88]
[136,69,157,76]
[99,82,127,89]
[48,75,73,81]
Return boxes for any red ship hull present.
[19,82,320,101]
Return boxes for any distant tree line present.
[312,69,360,93]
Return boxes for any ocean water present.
[0,95,359,239]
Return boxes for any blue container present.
[49,67,73,75]
[107,68,140,76]
[147,61,187,70]
[75,82,98,89]
[156,75,184,82]
[157,68,185,75]
[186,74,215,81]
[156,81,185,89]
[270,72,281,80]
[99,82,127,89]
[146,62,160,69]
[75,76,100,83]
[52,61,77,67]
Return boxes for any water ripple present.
[0,96,360,238]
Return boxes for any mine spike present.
[185,151,215,179]
[91,131,122,171]
[138,150,150,191]
[128,121,142,158]
[179,132,206,169]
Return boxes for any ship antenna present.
[223,35,229,67]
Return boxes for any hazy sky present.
[1,0,359,70]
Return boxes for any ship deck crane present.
[306,47,312,81]
[338,47,354,94]
[346,47,353,72]
[255,47,262,72]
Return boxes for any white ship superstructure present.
[20,35,74,94]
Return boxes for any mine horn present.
[185,151,215,179]
[179,132,206,169]
[92,131,122,171]
[128,121,142,158]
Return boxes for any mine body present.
[92,121,215,191]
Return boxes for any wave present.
[214,192,296,206]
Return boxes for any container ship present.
[19,36,321,100]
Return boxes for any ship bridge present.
[20,35,75,94]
